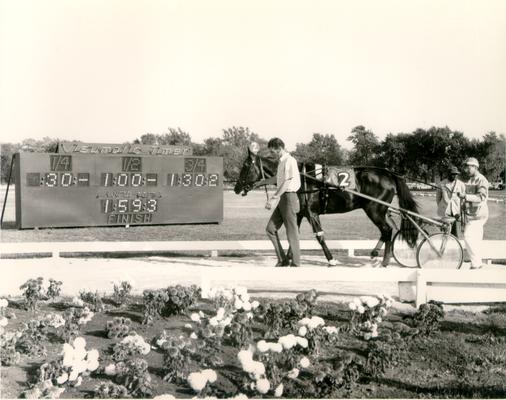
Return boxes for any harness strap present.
[259,157,269,201]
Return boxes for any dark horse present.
[234,146,419,266]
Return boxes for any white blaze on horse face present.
[248,142,260,155]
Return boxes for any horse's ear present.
[248,142,260,158]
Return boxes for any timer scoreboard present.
[14,152,223,228]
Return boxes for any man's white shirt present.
[277,153,301,192]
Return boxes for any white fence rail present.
[1,240,505,263]
[2,240,505,307]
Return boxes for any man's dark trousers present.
[266,192,300,265]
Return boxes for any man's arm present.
[253,176,277,188]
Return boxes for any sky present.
[1,0,505,151]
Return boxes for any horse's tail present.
[392,174,419,248]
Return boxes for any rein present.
[259,157,270,201]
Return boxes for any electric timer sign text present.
[15,153,223,228]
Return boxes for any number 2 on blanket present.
[338,172,350,187]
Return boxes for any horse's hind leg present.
[307,213,336,266]
[363,203,394,267]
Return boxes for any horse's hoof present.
[370,250,379,258]
[328,259,338,267]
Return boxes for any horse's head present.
[234,142,276,196]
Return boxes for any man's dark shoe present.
[289,263,300,267]
[275,261,290,267]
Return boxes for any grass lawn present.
[1,190,505,243]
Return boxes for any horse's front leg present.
[307,213,336,266]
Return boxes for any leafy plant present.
[0,330,21,366]
[114,358,153,398]
[93,382,131,398]
[348,295,393,340]
[106,317,134,339]
[58,307,94,343]
[159,335,196,383]
[19,277,45,311]
[111,334,150,362]
[365,334,405,377]
[142,285,200,324]
[410,301,445,335]
[79,290,105,312]
[17,319,48,356]
[113,281,133,306]
[47,279,63,301]
[142,289,169,325]
[164,285,201,316]
[225,312,253,348]
[21,379,66,399]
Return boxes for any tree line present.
[1,125,504,184]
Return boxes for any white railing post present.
[415,270,426,308]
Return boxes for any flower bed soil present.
[1,297,506,399]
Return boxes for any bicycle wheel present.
[416,233,463,269]
[392,230,419,268]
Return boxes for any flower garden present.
[1,277,506,398]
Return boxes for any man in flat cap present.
[436,165,466,237]
[458,157,489,269]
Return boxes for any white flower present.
[251,301,260,309]
[188,372,207,392]
[104,363,117,376]
[256,340,269,353]
[74,376,83,387]
[256,379,270,394]
[202,369,218,383]
[375,316,382,324]
[268,343,283,353]
[298,317,311,326]
[199,311,205,318]
[296,337,308,348]
[274,383,284,397]
[0,317,8,327]
[0,298,8,308]
[357,305,365,314]
[184,323,193,329]
[209,317,219,327]
[365,297,380,308]
[299,357,310,368]
[242,302,252,312]
[56,373,68,385]
[221,317,232,327]
[68,369,79,382]
[324,326,338,334]
[348,302,357,311]
[73,337,86,349]
[287,368,299,379]
[190,332,198,340]
[216,308,225,320]
[298,326,307,336]
[87,349,99,362]
[190,313,201,322]
[246,312,253,320]
[230,394,248,400]
[235,286,248,297]
[87,359,99,372]
[234,300,244,310]
[278,334,297,350]
[237,349,253,367]
[251,361,265,379]
[364,332,372,340]
[71,297,84,307]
